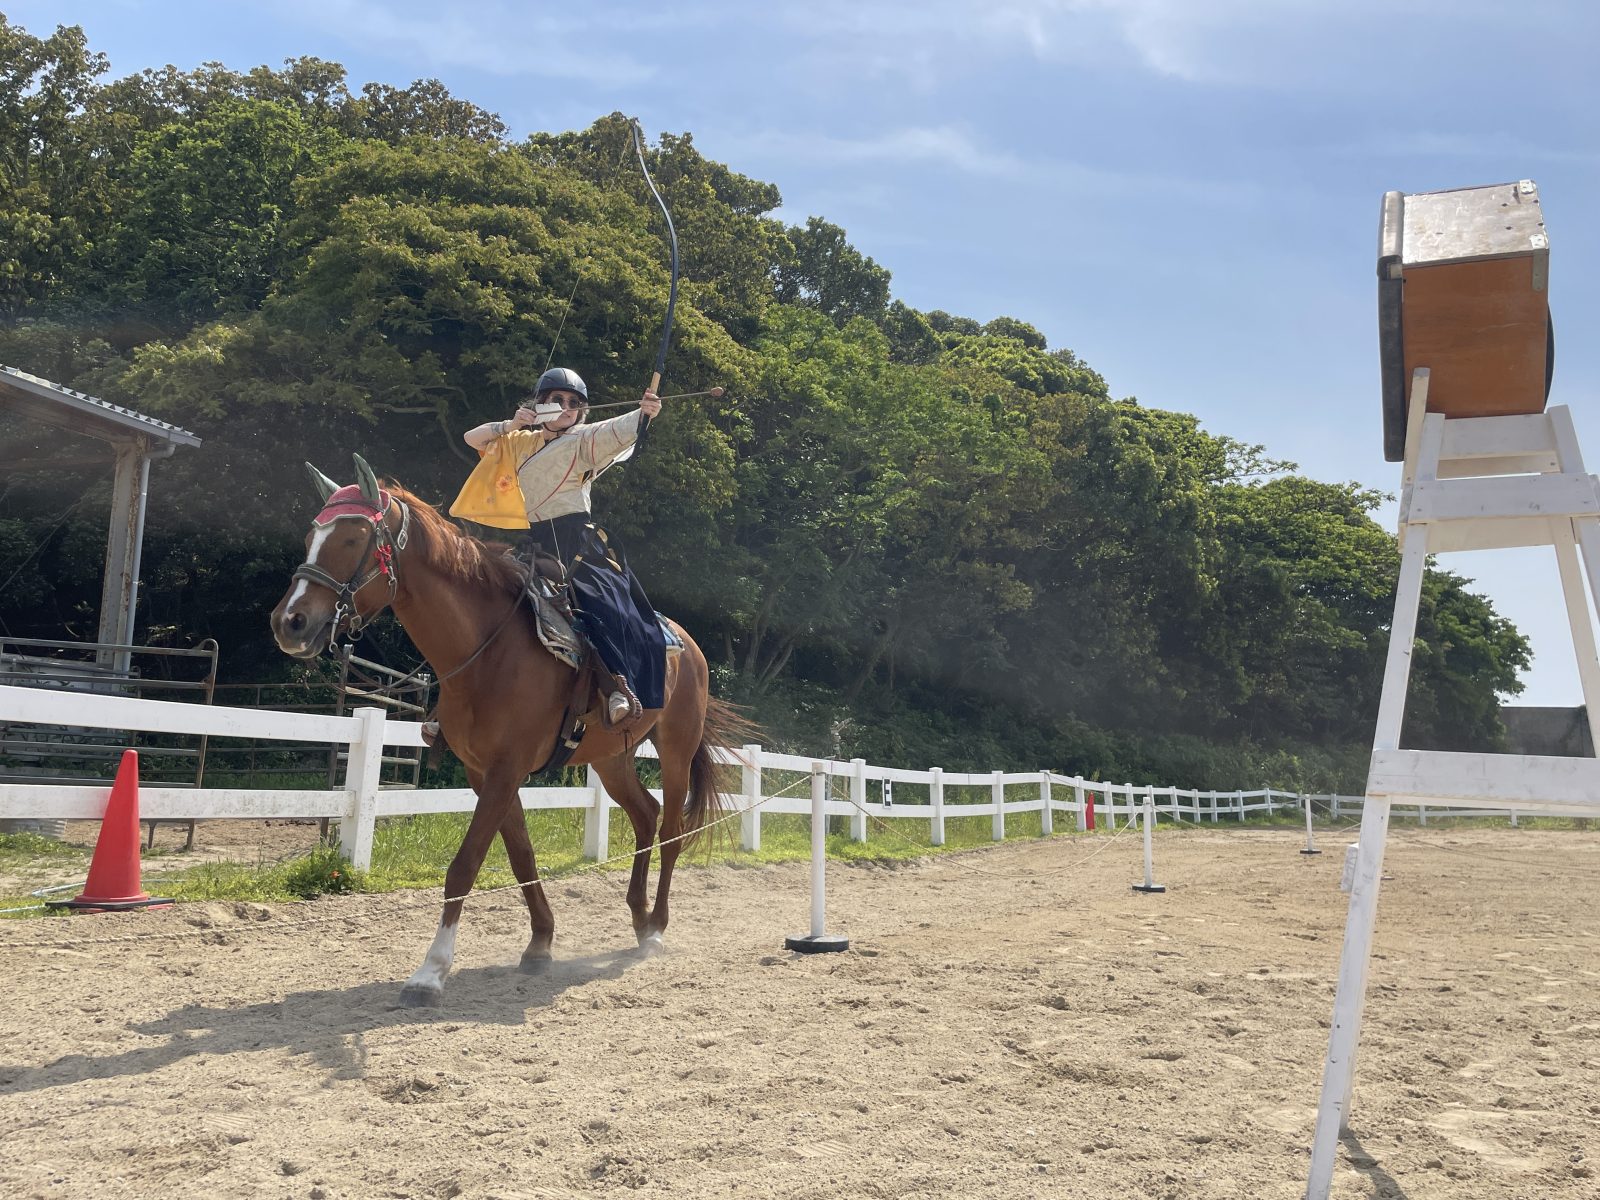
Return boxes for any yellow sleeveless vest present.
[448,430,544,529]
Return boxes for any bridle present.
[292,495,411,643]
[290,478,528,691]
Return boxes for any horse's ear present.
[305,462,339,503]
[352,453,381,505]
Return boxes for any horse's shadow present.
[0,946,658,1098]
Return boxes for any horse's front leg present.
[498,804,555,971]
[399,785,515,1008]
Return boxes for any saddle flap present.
[523,574,585,670]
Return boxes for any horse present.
[269,454,749,1007]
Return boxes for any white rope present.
[838,791,1140,882]
[0,772,814,950]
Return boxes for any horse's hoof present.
[519,952,553,974]
[636,932,665,957]
[398,984,444,1008]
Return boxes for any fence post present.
[850,758,869,842]
[340,706,385,870]
[1039,772,1053,836]
[1074,779,1087,831]
[582,764,609,860]
[1267,788,1277,818]
[1331,793,1341,821]
[992,770,1006,841]
[1236,789,1245,821]
[785,762,848,953]
[1209,790,1219,824]
[930,768,945,846]
[740,744,763,852]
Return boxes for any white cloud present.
[737,126,1030,176]
[266,0,659,80]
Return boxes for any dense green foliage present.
[0,18,1531,790]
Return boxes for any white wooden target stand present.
[1306,180,1600,1198]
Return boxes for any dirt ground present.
[0,823,1596,1200]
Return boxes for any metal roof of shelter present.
[0,364,200,448]
[0,363,203,667]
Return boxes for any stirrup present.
[606,691,635,726]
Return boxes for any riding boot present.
[605,680,642,728]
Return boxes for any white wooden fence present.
[0,684,1534,870]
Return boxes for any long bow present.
[629,118,679,452]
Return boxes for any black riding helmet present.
[535,367,588,401]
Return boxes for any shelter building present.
[0,365,201,664]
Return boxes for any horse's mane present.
[384,481,525,596]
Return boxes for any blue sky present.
[18,0,1600,704]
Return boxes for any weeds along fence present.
[0,683,1531,871]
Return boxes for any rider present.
[462,367,665,727]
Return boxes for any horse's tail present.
[683,695,763,854]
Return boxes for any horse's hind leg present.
[644,752,694,945]
[593,755,660,945]
[499,805,556,971]
[399,778,516,1008]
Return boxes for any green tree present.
[773,216,891,325]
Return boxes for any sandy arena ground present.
[0,823,1596,1199]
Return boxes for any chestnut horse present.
[269,455,746,1007]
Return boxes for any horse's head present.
[270,453,411,659]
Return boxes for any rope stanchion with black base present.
[1131,794,1166,894]
[1300,793,1323,855]
[785,761,849,954]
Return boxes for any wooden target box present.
[1378,180,1552,460]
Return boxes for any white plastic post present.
[1039,772,1053,835]
[930,768,945,846]
[1209,790,1219,824]
[784,763,849,953]
[1132,795,1165,893]
[340,706,386,869]
[1300,794,1321,855]
[582,764,609,860]
[810,763,826,935]
[991,770,1006,841]
[1073,779,1086,832]
[850,758,868,842]
[740,744,762,852]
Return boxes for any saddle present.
[519,546,683,734]
[420,545,679,774]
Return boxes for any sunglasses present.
[540,392,587,411]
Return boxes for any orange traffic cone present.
[49,750,172,913]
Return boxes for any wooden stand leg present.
[1306,528,1429,1199]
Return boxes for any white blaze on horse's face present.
[270,516,387,659]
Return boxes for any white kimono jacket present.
[498,411,644,524]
